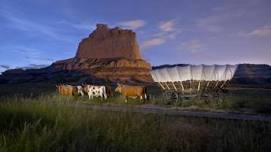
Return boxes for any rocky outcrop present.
[51,57,151,82]
[75,24,142,59]
[0,24,152,84]
[50,24,152,83]
[4,23,269,87]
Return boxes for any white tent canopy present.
[177,66,191,81]
[202,65,215,81]
[159,68,172,82]
[191,65,203,81]
[151,64,238,82]
[225,65,238,80]
[167,67,180,81]
[214,65,227,81]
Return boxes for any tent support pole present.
[180,81,184,91]
[220,80,228,88]
[172,82,177,91]
[178,81,184,94]
[190,80,192,94]
[197,81,201,92]
[164,82,170,90]
[158,82,165,90]
[202,81,207,92]
[215,81,219,88]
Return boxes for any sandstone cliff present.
[50,57,151,82]
[0,24,152,84]
[51,24,152,83]
[75,24,142,59]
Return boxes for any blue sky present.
[0,0,271,70]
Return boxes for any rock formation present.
[76,24,142,59]
[3,23,269,87]
[0,24,152,84]
[49,24,152,83]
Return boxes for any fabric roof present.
[151,64,238,82]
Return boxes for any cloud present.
[153,30,181,40]
[72,23,94,31]
[197,16,224,32]
[57,20,95,31]
[246,26,271,37]
[180,40,204,53]
[5,15,58,38]
[196,3,249,32]
[0,64,48,74]
[20,64,49,70]
[0,8,76,42]
[0,66,9,74]
[142,38,166,48]
[141,20,181,49]
[159,20,175,32]
[0,64,11,74]
[118,20,145,30]
[0,65,10,69]
[10,46,54,64]
[156,20,181,39]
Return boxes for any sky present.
[0,0,271,70]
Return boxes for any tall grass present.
[0,95,270,152]
[0,83,271,113]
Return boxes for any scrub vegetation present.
[0,83,270,152]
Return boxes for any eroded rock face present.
[52,24,152,83]
[0,24,152,84]
[75,24,142,59]
[51,58,152,82]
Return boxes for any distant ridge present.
[0,64,48,75]
[0,65,10,74]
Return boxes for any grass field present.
[0,96,270,152]
[1,83,271,114]
[0,83,270,151]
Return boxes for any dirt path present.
[69,103,271,122]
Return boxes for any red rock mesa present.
[51,24,152,82]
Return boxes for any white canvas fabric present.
[151,64,237,82]
[151,70,162,82]
[224,65,231,81]
[230,65,238,79]
[202,65,215,81]
[224,65,238,80]
[167,67,180,81]
[214,65,227,81]
[177,66,191,81]
[191,65,203,80]
[150,70,158,82]
[158,68,172,82]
